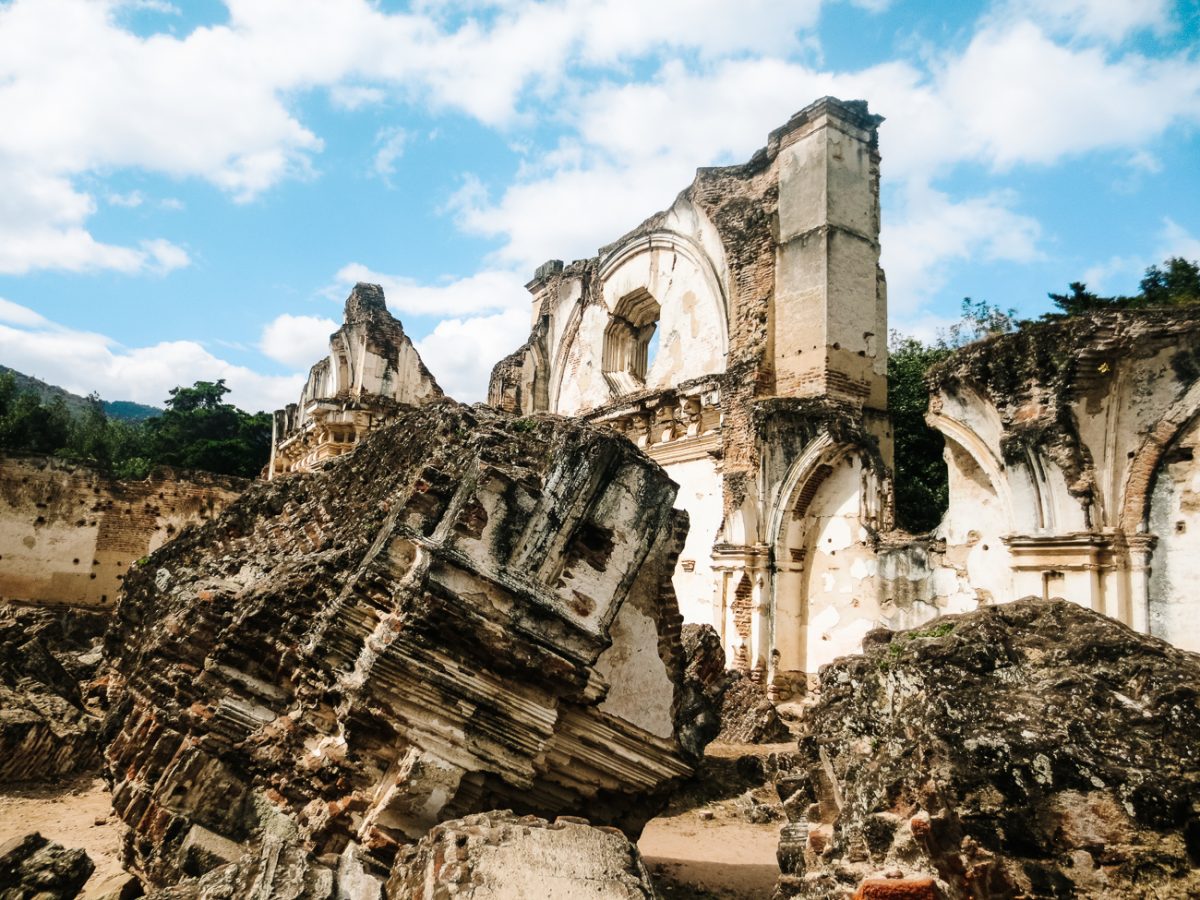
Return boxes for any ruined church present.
[269,95,1200,697]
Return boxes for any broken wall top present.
[488,95,888,421]
[927,306,1200,506]
[278,283,442,429]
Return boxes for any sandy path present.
[640,809,781,898]
[0,775,128,898]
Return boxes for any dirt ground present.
[639,740,795,899]
[640,810,781,898]
[0,775,128,899]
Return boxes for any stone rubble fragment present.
[681,623,791,745]
[0,603,107,783]
[774,598,1200,899]
[385,811,659,899]
[0,832,94,900]
[101,400,709,895]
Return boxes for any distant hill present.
[0,365,162,422]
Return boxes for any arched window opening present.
[602,288,660,395]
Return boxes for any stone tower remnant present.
[269,283,442,478]
[489,96,893,697]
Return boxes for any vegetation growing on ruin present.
[890,256,1200,532]
[888,299,1016,533]
[0,375,269,479]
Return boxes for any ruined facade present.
[269,283,442,479]
[0,455,244,609]
[490,97,892,695]
[920,310,1200,652]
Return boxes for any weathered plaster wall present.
[666,456,724,626]
[0,456,245,608]
[926,309,1200,647]
[489,97,891,694]
[1148,412,1200,651]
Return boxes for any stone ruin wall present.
[489,96,1200,684]
[269,283,443,479]
[489,96,894,697]
[0,455,245,609]
[914,310,1200,652]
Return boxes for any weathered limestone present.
[385,811,658,899]
[490,97,893,696]
[774,598,1200,899]
[0,456,245,609]
[269,284,442,478]
[0,602,108,783]
[923,309,1200,648]
[0,832,94,900]
[101,401,706,895]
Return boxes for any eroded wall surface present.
[0,456,245,608]
[489,97,893,696]
[925,310,1200,648]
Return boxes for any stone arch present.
[767,436,877,685]
[1118,380,1200,535]
[926,410,1017,532]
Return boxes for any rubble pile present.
[681,624,791,746]
[774,598,1200,899]
[0,603,107,783]
[101,400,709,895]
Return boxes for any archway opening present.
[603,288,660,395]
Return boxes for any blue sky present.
[0,0,1197,412]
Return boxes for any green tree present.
[1139,256,1200,307]
[1047,282,1118,316]
[0,372,72,455]
[888,334,952,533]
[143,379,271,478]
[1046,256,1200,316]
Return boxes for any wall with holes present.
[0,456,245,608]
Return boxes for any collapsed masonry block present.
[385,811,658,899]
[101,400,706,894]
[0,832,94,900]
[774,598,1200,899]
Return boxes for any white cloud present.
[936,21,1200,170]
[372,127,408,183]
[0,298,52,328]
[996,0,1172,43]
[1159,218,1200,262]
[882,182,1043,312]
[259,314,338,369]
[330,263,530,318]
[452,18,1200,313]
[0,308,301,413]
[415,308,532,403]
[0,0,851,276]
[107,190,145,208]
[330,84,386,111]
[118,0,180,13]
